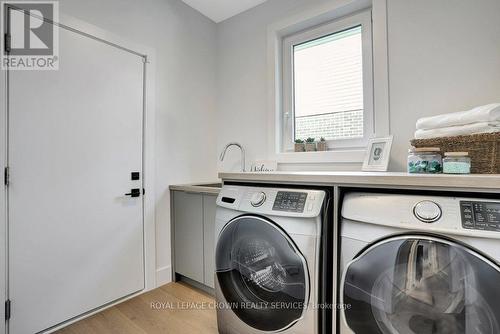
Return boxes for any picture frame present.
[362,136,393,172]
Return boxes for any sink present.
[193,182,222,188]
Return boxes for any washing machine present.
[338,192,500,334]
[214,185,327,334]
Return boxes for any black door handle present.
[125,188,141,197]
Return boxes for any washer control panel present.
[272,191,308,213]
[460,201,500,232]
[217,186,326,218]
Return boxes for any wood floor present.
[55,282,218,334]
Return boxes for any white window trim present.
[267,0,390,164]
[282,10,374,152]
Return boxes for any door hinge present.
[5,299,11,320]
[4,167,9,186]
[4,33,11,53]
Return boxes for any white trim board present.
[277,149,366,164]
[266,0,390,165]
[156,265,173,287]
[0,11,157,334]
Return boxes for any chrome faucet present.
[220,142,246,172]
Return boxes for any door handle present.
[125,188,141,197]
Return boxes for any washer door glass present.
[216,215,308,332]
[342,236,500,334]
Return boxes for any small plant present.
[294,138,305,152]
[305,137,316,151]
[317,137,328,151]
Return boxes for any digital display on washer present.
[273,191,307,213]
[460,201,500,232]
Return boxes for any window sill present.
[275,149,366,164]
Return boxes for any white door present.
[7,13,145,334]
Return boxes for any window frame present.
[281,10,374,152]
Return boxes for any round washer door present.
[216,215,309,332]
[341,235,500,334]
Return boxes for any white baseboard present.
[156,265,172,286]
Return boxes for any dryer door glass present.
[215,215,309,332]
[342,236,500,334]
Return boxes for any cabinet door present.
[203,194,217,288]
[174,191,204,282]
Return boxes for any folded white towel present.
[414,122,500,139]
[416,103,500,130]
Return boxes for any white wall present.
[216,0,500,172]
[60,0,218,285]
[387,0,500,171]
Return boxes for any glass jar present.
[443,152,471,174]
[407,147,442,174]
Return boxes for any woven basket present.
[410,133,500,174]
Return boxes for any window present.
[282,10,373,152]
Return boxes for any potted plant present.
[317,137,328,151]
[294,139,305,152]
[305,137,316,152]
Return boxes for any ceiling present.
[182,0,268,23]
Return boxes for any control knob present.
[250,192,266,207]
[414,201,442,223]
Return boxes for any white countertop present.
[169,181,221,195]
[218,171,500,192]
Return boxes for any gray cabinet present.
[173,191,204,282]
[172,190,218,288]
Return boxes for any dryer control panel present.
[460,201,500,232]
